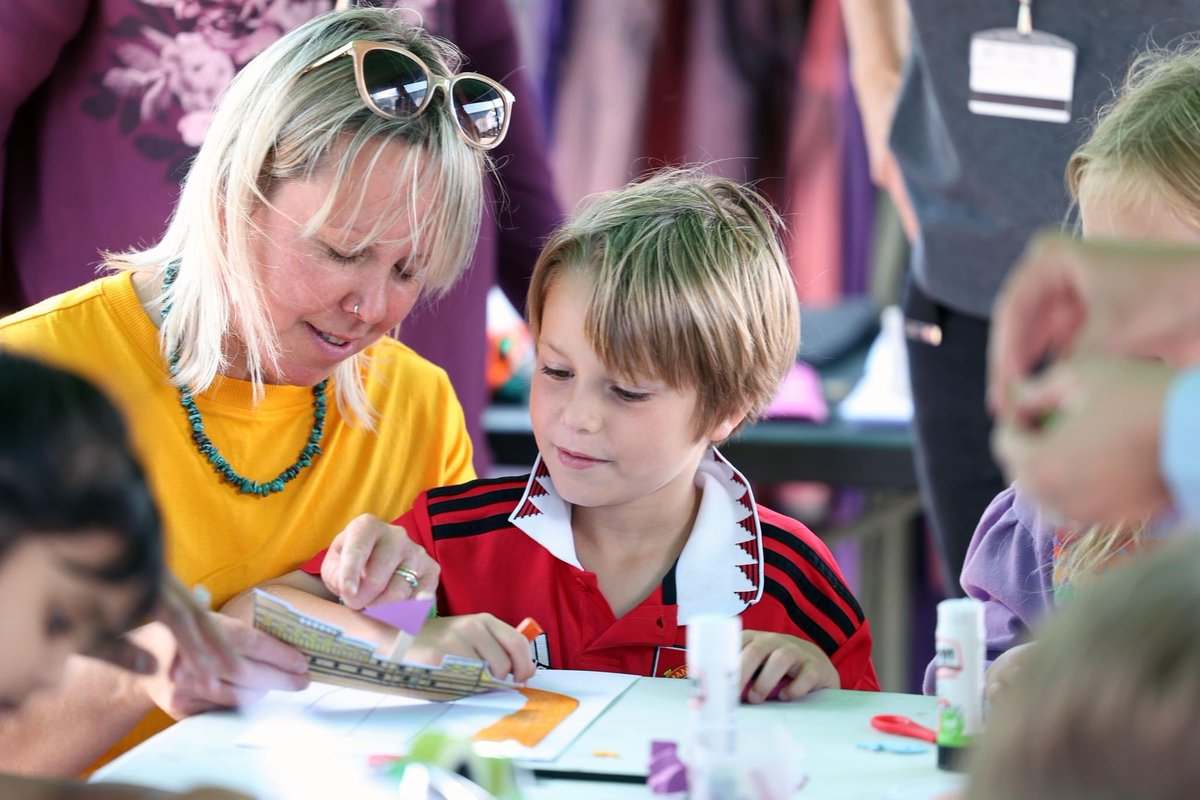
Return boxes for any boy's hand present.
[321,513,440,609]
[985,642,1037,704]
[740,630,840,703]
[408,614,536,683]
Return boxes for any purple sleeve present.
[922,484,1057,694]
[454,0,563,314]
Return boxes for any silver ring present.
[394,566,420,592]
[353,302,360,316]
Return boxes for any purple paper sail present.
[363,597,435,635]
[648,740,688,794]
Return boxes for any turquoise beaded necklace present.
[161,262,328,497]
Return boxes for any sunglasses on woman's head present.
[301,40,514,150]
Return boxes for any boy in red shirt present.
[238,170,879,698]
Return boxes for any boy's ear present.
[706,405,752,444]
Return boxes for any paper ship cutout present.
[252,590,513,702]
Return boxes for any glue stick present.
[934,598,985,771]
[686,613,740,800]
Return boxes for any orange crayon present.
[517,617,543,641]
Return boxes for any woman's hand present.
[739,630,840,703]
[321,514,440,609]
[407,614,536,683]
[124,615,310,719]
[86,574,241,690]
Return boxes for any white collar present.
[508,448,765,622]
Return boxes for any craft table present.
[94,678,964,799]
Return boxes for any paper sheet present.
[235,669,638,763]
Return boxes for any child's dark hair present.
[0,352,162,621]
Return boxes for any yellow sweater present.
[0,272,475,753]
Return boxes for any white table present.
[94,678,964,799]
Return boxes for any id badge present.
[968,28,1077,123]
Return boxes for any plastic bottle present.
[934,597,985,770]
[686,613,741,799]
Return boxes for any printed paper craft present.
[252,590,512,702]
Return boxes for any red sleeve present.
[298,548,328,576]
[831,621,881,691]
[755,505,881,692]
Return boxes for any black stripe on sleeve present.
[763,577,840,656]
[762,523,865,624]
[428,486,526,518]
[764,549,857,639]
[431,512,517,541]
[425,473,530,501]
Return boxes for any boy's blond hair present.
[967,537,1200,800]
[526,169,799,439]
[1059,43,1200,582]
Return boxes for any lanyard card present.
[969,28,1077,123]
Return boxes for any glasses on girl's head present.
[301,40,514,150]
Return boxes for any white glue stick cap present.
[687,614,742,664]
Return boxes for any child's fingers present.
[738,632,772,699]
[746,647,794,704]
[778,660,823,701]
[457,618,517,680]
[481,617,535,681]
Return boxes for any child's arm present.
[922,484,1056,694]
[739,630,840,703]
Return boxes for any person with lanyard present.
[0,7,507,775]
[841,0,1200,592]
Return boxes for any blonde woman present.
[924,43,1200,698]
[0,7,508,774]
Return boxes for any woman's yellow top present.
[0,272,475,754]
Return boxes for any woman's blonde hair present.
[967,536,1200,800]
[1057,43,1200,582]
[108,8,485,426]
[526,168,799,439]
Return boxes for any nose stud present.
[353,302,360,317]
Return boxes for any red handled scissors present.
[869,714,937,743]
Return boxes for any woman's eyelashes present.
[322,240,422,285]
[393,258,422,282]
[323,243,364,264]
